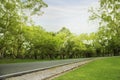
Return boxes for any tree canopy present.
[0,0,120,59]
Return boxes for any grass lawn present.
[53,56,120,80]
[0,58,50,64]
[0,58,85,64]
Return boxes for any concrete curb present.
[0,58,92,79]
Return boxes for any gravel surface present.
[0,58,89,77]
[6,59,93,80]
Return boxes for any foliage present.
[0,0,120,59]
[89,0,120,56]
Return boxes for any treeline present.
[0,0,120,59]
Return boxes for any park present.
[0,0,120,80]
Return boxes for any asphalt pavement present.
[0,58,91,79]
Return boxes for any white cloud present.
[31,0,99,34]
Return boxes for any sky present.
[31,0,99,35]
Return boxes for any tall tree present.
[0,0,47,58]
[90,0,120,56]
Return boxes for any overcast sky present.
[31,0,99,34]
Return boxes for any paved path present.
[6,59,93,80]
[0,58,91,79]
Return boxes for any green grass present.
[0,58,50,64]
[53,57,120,80]
[0,58,84,64]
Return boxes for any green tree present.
[90,0,120,56]
[0,0,47,58]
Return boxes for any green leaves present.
[90,0,120,56]
[22,0,48,15]
[0,0,119,59]
[0,0,48,58]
